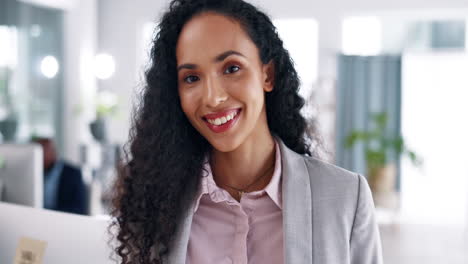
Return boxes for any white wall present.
[401,52,468,226]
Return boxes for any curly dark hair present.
[110,0,320,263]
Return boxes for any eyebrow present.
[177,50,245,72]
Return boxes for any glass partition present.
[0,0,64,155]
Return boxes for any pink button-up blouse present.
[186,141,284,264]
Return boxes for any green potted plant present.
[344,112,422,208]
[0,156,4,169]
[0,67,18,142]
[0,155,4,199]
[90,90,119,143]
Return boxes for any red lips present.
[202,108,242,133]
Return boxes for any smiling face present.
[176,12,274,152]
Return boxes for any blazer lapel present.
[278,138,313,264]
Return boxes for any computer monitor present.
[0,202,115,264]
[0,143,43,208]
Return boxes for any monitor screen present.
[0,144,43,208]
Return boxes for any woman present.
[111,0,383,263]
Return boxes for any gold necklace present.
[219,162,275,199]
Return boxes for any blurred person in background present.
[33,137,87,215]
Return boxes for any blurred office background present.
[0,0,467,263]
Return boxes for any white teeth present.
[207,110,239,126]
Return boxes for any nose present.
[202,76,228,108]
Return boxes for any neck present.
[210,130,276,200]
[44,159,58,173]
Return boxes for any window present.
[274,19,318,99]
[341,16,382,56]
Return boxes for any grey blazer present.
[164,138,384,264]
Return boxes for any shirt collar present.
[264,140,282,209]
[192,139,283,212]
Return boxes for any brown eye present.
[224,65,240,74]
[184,75,199,83]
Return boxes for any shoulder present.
[301,156,371,214]
[276,137,369,206]
[61,161,81,175]
[302,156,361,190]
[59,161,84,184]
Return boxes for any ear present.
[262,60,275,92]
